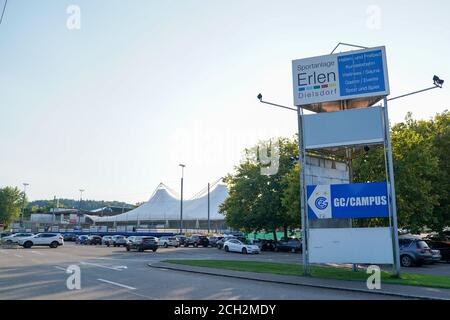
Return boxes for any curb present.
[148,262,449,301]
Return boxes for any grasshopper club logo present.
[315,196,328,210]
[308,185,332,219]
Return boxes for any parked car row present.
[5,230,446,266]
[1,232,64,249]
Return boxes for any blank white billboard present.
[309,227,393,264]
[304,106,385,150]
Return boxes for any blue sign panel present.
[337,49,386,97]
[307,182,389,220]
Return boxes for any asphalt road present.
[0,243,416,300]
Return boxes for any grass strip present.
[163,259,450,289]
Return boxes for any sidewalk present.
[148,261,450,300]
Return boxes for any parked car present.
[275,238,302,253]
[102,236,113,246]
[423,237,450,263]
[112,235,128,247]
[431,249,442,263]
[1,233,34,244]
[18,233,64,249]
[216,236,246,249]
[253,239,276,251]
[126,236,140,244]
[87,235,102,245]
[216,236,235,249]
[399,237,433,267]
[175,235,187,246]
[184,235,209,247]
[159,236,179,248]
[76,235,89,245]
[63,233,77,242]
[223,238,260,254]
[126,236,158,252]
[425,234,450,242]
[208,236,223,247]
[0,232,12,239]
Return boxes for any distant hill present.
[28,199,135,211]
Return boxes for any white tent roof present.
[88,183,228,223]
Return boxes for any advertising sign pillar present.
[292,45,401,276]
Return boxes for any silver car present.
[1,233,34,244]
[159,236,178,248]
[399,237,433,267]
[112,235,128,247]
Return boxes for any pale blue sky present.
[1,0,449,203]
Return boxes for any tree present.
[410,111,450,232]
[219,137,299,240]
[281,162,301,233]
[0,187,26,226]
[352,113,442,233]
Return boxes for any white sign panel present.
[309,227,393,264]
[292,47,389,108]
[304,106,385,149]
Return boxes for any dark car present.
[208,236,224,247]
[184,235,209,247]
[0,232,12,239]
[423,237,450,263]
[399,238,433,267]
[63,234,77,242]
[126,236,158,252]
[175,235,187,246]
[275,238,302,253]
[88,235,102,245]
[254,239,276,251]
[76,235,89,245]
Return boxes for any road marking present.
[14,253,23,258]
[80,261,126,271]
[97,279,136,290]
[31,251,44,256]
[54,266,67,271]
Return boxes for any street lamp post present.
[21,183,29,229]
[179,164,186,234]
[78,189,84,226]
[207,182,211,234]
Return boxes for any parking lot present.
[1,242,449,300]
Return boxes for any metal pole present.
[78,189,84,227]
[207,183,210,233]
[179,164,185,234]
[383,97,401,277]
[53,196,56,225]
[297,106,310,275]
[21,183,29,229]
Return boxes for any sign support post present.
[383,97,401,277]
[297,106,310,275]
